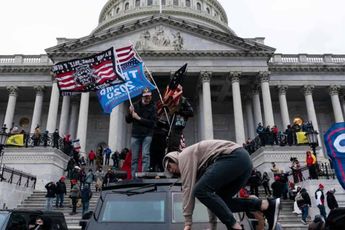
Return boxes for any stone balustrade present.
[270,53,345,64]
[0,54,52,65]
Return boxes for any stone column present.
[68,101,79,140]
[198,88,204,141]
[108,104,124,152]
[46,82,60,133]
[278,85,290,130]
[59,96,70,136]
[30,86,44,133]
[76,93,90,155]
[304,86,319,132]
[230,72,245,144]
[252,87,263,127]
[4,86,18,129]
[259,72,274,127]
[244,97,255,139]
[200,72,214,140]
[329,86,344,122]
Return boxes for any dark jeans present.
[301,205,309,221]
[71,197,78,213]
[82,201,90,215]
[262,183,271,196]
[56,193,64,207]
[318,204,327,220]
[193,148,261,229]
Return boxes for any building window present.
[135,0,140,7]
[116,7,120,14]
[206,7,210,14]
[197,2,201,11]
[125,2,129,10]
[173,0,178,6]
[148,0,153,6]
[185,0,190,7]
[214,11,218,17]
[162,0,166,5]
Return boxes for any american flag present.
[157,63,187,116]
[52,48,124,94]
[115,45,141,65]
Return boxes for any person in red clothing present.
[272,125,279,145]
[306,150,318,179]
[88,150,96,166]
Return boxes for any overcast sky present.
[0,0,344,55]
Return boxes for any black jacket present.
[125,100,156,137]
[56,180,67,194]
[45,182,56,198]
[327,191,339,210]
[297,188,311,208]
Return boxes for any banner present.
[97,58,156,113]
[324,122,345,190]
[51,48,124,95]
[6,134,24,147]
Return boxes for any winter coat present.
[326,191,339,210]
[55,180,67,194]
[70,184,79,198]
[81,187,92,202]
[85,172,95,184]
[125,100,156,137]
[296,188,311,208]
[45,182,56,198]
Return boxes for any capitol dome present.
[93,0,235,34]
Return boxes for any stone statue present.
[172,32,183,51]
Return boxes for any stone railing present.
[270,54,345,64]
[0,55,52,65]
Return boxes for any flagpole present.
[113,47,133,108]
[131,43,171,125]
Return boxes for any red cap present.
[274,176,280,181]
[319,184,324,189]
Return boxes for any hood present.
[162,151,179,177]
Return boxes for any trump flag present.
[324,122,345,190]
[51,48,124,95]
[97,57,155,113]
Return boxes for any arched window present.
[185,0,190,7]
[148,0,153,6]
[125,2,129,10]
[197,2,201,11]
[135,0,140,7]
[173,0,178,6]
[116,7,120,14]
[206,7,210,14]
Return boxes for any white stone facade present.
[0,0,344,158]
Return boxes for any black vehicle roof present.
[102,178,181,191]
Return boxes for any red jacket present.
[306,153,316,166]
[88,150,96,161]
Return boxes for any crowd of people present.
[245,160,341,228]
[244,121,316,154]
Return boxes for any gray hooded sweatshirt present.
[163,139,241,227]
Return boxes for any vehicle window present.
[172,192,209,223]
[100,192,166,222]
[7,213,27,230]
[0,213,8,228]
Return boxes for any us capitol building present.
[1,0,344,160]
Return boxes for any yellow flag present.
[6,134,24,147]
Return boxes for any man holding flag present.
[125,88,156,179]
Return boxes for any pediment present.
[46,15,275,60]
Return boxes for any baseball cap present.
[319,183,324,189]
[142,88,152,96]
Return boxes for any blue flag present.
[324,122,345,190]
[97,58,156,113]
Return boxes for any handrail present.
[0,165,37,189]
[270,54,345,64]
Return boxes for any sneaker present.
[263,198,280,230]
[301,219,307,225]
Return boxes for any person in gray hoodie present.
[163,139,280,230]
